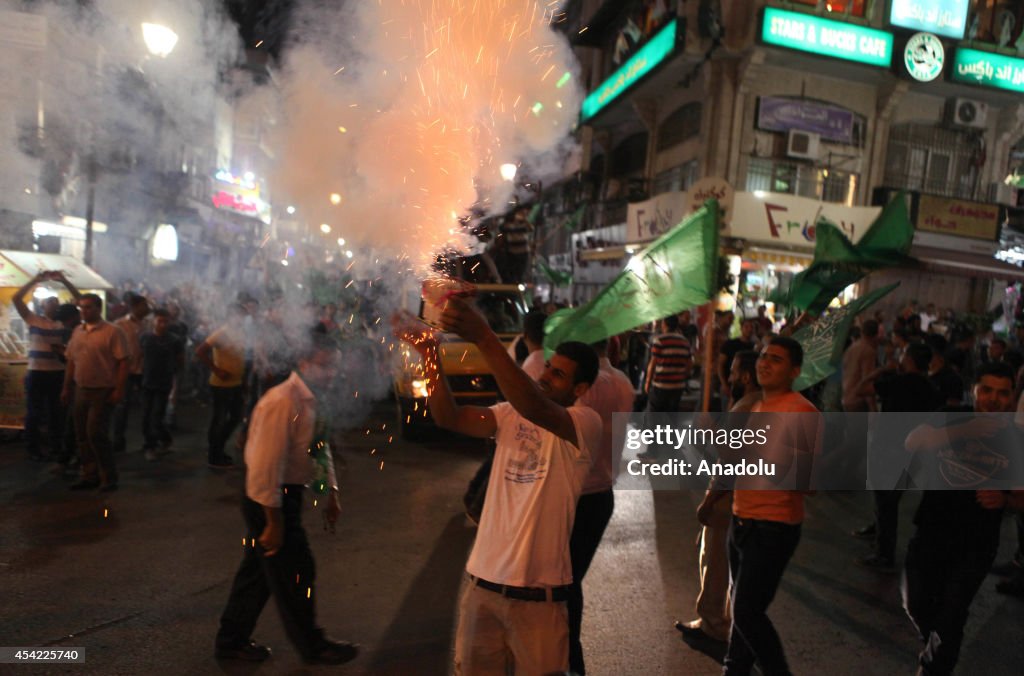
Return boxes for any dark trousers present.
[217,488,327,659]
[24,370,64,457]
[873,490,903,561]
[647,385,683,413]
[73,387,116,485]
[902,529,997,675]
[208,385,244,457]
[568,489,614,676]
[112,374,142,452]
[725,517,801,676]
[141,388,172,450]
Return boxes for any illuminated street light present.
[337,237,346,246]
[141,23,178,58]
[329,193,342,205]
[320,223,331,234]
[500,163,518,182]
[286,205,296,215]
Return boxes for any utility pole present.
[84,155,97,267]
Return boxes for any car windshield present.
[473,291,527,335]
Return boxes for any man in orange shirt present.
[725,336,821,676]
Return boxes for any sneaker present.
[856,554,895,572]
[208,454,235,469]
[144,449,158,462]
[215,641,272,662]
[851,523,876,540]
[304,640,358,665]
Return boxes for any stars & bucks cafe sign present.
[760,7,894,68]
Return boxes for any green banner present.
[537,258,573,287]
[792,283,899,391]
[543,201,719,354]
[787,193,914,315]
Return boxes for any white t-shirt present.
[466,402,601,587]
[521,350,545,380]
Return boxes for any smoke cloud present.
[271,0,584,269]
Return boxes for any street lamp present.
[142,23,178,58]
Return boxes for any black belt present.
[470,575,570,602]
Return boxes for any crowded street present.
[1,399,1021,674]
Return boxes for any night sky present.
[224,0,294,58]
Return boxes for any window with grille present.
[745,157,857,204]
[883,124,979,199]
[653,160,700,194]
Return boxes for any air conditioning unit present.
[947,98,988,129]
[786,130,820,160]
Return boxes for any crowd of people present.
[11,267,1024,673]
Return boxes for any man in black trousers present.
[215,328,357,665]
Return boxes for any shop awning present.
[910,246,1024,281]
[0,251,113,290]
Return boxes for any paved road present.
[1,399,1022,674]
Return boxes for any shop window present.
[611,132,649,177]
[746,157,857,205]
[656,103,702,152]
[884,123,981,199]
[653,160,700,194]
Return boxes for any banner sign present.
[728,192,880,247]
[761,7,894,68]
[757,97,857,144]
[888,0,969,39]
[917,194,1000,241]
[626,190,689,243]
[951,48,1024,94]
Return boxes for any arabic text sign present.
[917,195,999,241]
[581,19,679,122]
[951,48,1024,94]
[761,7,893,68]
[889,0,969,39]
[728,192,880,247]
[757,97,856,144]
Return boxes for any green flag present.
[791,282,899,391]
[537,258,573,287]
[543,201,719,355]
[787,194,914,315]
[562,204,586,231]
[528,202,543,223]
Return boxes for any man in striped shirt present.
[639,316,693,461]
[13,270,81,461]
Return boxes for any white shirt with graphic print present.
[465,402,601,588]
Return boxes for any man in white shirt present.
[215,328,357,666]
[395,296,602,675]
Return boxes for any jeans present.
[568,489,614,675]
[873,490,903,561]
[112,374,142,452]
[902,529,997,675]
[73,387,116,485]
[141,388,172,450]
[724,516,801,676]
[208,385,244,457]
[24,370,64,458]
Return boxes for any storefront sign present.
[951,48,1024,94]
[728,191,880,247]
[904,33,944,82]
[687,177,734,225]
[626,190,689,243]
[581,18,680,122]
[917,195,999,241]
[757,97,856,144]
[889,0,969,39]
[761,7,894,68]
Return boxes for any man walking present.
[12,270,81,462]
[724,337,821,676]
[677,350,762,650]
[568,337,635,675]
[140,309,184,461]
[112,293,151,454]
[215,328,357,665]
[395,296,601,675]
[62,293,128,492]
[639,315,692,461]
